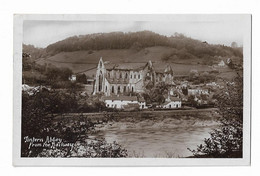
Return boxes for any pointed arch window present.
[119,72,122,79]
[98,71,102,92]
[118,86,120,93]
[112,86,114,93]
[125,73,128,79]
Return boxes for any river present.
[92,118,219,158]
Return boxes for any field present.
[36,46,235,78]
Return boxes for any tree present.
[144,82,169,105]
[188,70,199,81]
[188,95,198,107]
[182,87,188,96]
[76,74,87,84]
[59,67,73,81]
[188,76,243,158]
[199,71,215,83]
[21,89,127,157]
[21,90,54,157]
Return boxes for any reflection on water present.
[94,124,217,157]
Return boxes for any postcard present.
[13,14,251,166]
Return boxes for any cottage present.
[218,60,226,67]
[69,74,77,82]
[102,95,147,109]
[188,88,209,96]
[160,97,182,109]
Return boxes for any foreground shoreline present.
[54,108,220,123]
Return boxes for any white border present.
[13,14,251,166]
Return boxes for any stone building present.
[93,57,175,96]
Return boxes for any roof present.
[165,96,181,101]
[152,62,174,74]
[102,95,138,101]
[162,98,181,106]
[138,97,145,102]
[170,97,181,101]
[104,61,174,74]
[104,62,147,71]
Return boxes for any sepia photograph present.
[13,14,251,166]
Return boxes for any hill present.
[23,31,243,78]
[36,46,215,75]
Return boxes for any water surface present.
[94,120,217,157]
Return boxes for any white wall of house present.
[188,89,208,95]
[139,101,147,109]
[105,99,139,109]
[69,75,76,81]
[162,101,182,109]
[104,99,147,109]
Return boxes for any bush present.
[21,89,128,157]
[188,76,243,158]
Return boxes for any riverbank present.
[55,108,221,123]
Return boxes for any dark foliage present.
[188,76,243,158]
[43,31,242,66]
[143,82,169,105]
[76,73,87,84]
[21,89,127,157]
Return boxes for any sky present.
[23,15,248,48]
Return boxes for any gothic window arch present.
[98,71,103,92]
[125,73,128,79]
[112,86,114,93]
[118,86,120,93]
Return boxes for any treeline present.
[22,52,76,88]
[23,44,47,60]
[44,31,243,62]
[46,31,169,54]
